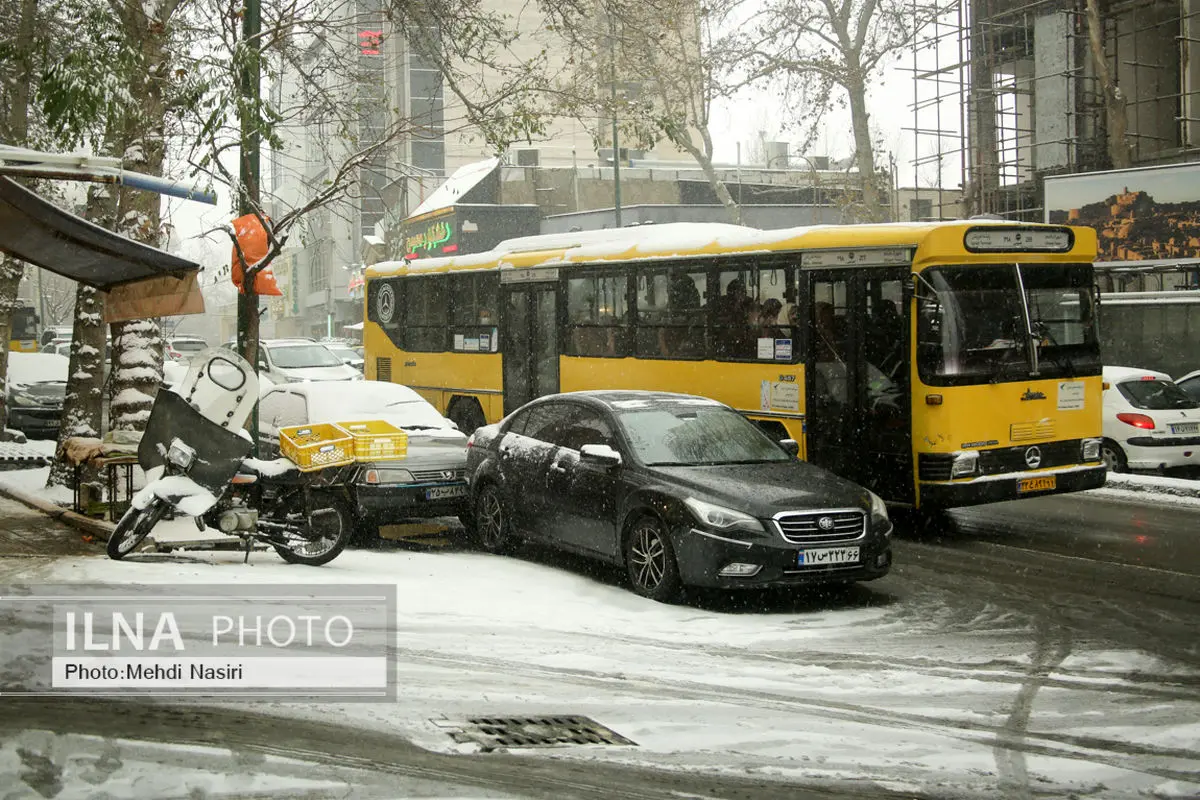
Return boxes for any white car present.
[226,339,362,384]
[257,380,469,535]
[1102,366,1200,472]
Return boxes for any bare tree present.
[1084,0,1131,169]
[744,0,936,221]
[550,0,750,223]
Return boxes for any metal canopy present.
[0,176,199,290]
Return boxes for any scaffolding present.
[906,0,1200,221]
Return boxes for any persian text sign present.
[0,584,397,700]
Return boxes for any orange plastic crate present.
[335,419,408,462]
[278,423,355,472]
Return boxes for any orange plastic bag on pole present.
[230,213,283,296]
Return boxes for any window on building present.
[308,241,330,293]
[910,198,933,221]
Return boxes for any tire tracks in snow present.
[390,644,1200,785]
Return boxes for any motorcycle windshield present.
[138,389,253,495]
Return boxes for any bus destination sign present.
[800,248,912,268]
[963,227,1072,253]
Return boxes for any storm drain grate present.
[449,715,637,751]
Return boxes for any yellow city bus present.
[9,305,39,352]
[363,220,1106,509]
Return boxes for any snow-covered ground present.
[2,464,1197,798]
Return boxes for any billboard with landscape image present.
[1045,162,1200,262]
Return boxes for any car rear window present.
[172,340,207,352]
[1116,379,1200,410]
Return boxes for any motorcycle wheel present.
[106,499,167,560]
[273,497,352,567]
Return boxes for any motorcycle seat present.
[238,457,302,481]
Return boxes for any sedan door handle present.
[550,462,568,474]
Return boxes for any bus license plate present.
[426,485,467,500]
[1171,422,1200,435]
[798,547,859,566]
[1018,476,1056,493]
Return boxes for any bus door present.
[501,278,560,414]
[804,269,912,502]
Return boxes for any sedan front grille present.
[410,467,466,483]
[774,510,865,545]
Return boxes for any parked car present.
[165,335,209,362]
[40,338,71,356]
[257,380,469,534]
[7,352,68,439]
[1102,366,1200,472]
[225,339,362,384]
[323,341,365,372]
[466,390,893,601]
[1176,369,1200,403]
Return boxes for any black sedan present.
[465,390,893,601]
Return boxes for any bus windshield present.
[917,263,1099,385]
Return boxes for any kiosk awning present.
[0,176,203,321]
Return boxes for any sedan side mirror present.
[580,443,622,468]
[779,438,800,457]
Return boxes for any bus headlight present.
[951,451,978,478]
[1081,438,1102,462]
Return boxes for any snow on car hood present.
[650,460,870,516]
[275,365,360,381]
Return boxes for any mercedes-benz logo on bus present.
[818,516,835,531]
[1024,446,1042,469]
[376,284,396,324]
[441,470,455,480]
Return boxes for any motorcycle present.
[106,349,352,565]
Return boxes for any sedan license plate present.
[1170,422,1200,435]
[797,547,859,566]
[1018,476,1056,493]
[425,485,467,500]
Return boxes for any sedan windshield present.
[1117,379,1200,410]
[617,405,790,466]
[269,344,344,368]
[917,262,1100,385]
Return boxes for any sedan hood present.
[649,461,870,516]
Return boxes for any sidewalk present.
[0,495,104,556]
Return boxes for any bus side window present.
[635,269,705,359]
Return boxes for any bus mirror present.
[778,438,800,457]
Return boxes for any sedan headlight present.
[363,468,415,485]
[684,497,764,534]
[10,392,39,408]
[868,490,892,537]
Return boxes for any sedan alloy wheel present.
[625,516,681,602]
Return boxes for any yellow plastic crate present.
[335,419,408,463]
[278,423,355,472]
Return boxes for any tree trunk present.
[1085,0,1132,168]
[846,69,882,221]
[0,0,39,436]
[46,284,107,488]
[105,14,171,432]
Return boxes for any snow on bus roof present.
[365,218,1068,278]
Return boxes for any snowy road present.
[2,490,1198,800]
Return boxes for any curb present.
[0,482,114,541]
[1095,475,1200,500]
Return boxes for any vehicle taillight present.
[1116,412,1155,430]
[466,434,475,449]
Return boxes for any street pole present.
[609,18,622,228]
[237,0,262,449]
